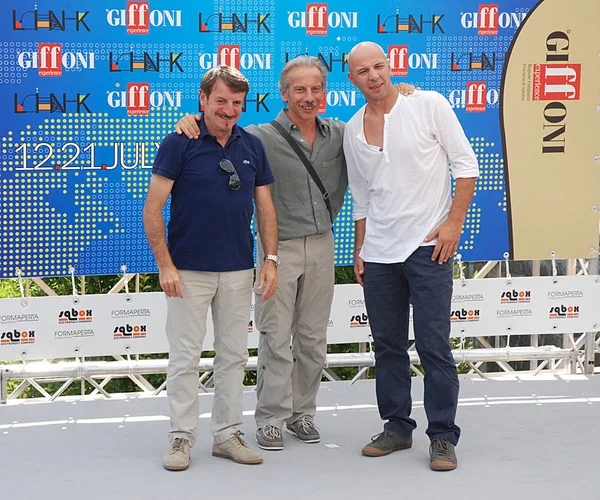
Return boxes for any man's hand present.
[425,218,463,264]
[257,261,278,301]
[159,265,183,298]
[394,83,418,96]
[354,250,365,287]
[175,114,202,139]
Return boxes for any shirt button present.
[314,202,317,205]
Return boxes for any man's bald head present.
[347,42,387,70]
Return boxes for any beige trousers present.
[254,231,334,429]
[166,269,253,446]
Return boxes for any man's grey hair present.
[278,55,327,94]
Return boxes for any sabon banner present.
[0,0,597,278]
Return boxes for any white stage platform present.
[1,375,598,500]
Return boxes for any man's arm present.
[254,184,278,302]
[175,114,202,139]
[425,178,476,264]
[143,174,183,297]
[343,125,371,286]
[353,218,366,287]
[425,93,479,264]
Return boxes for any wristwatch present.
[264,254,279,266]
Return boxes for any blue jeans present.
[363,246,461,445]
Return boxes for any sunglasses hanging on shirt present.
[219,159,241,191]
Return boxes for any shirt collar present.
[276,109,331,134]
[198,116,242,140]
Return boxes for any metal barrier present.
[1,275,598,402]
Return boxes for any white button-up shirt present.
[343,90,479,263]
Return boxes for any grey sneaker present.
[163,437,191,471]
[429,438,457,471]
[212,431,263,465]
[285,415,320,443]
[362,430,412,457]
[256,424,284,450]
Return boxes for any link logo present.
[59,308,93,324]
[549,305,579,319]
[1,329,35,345]
[114,324,147,339]
[107,2,182,34]
[107,83,182,115]
[198,46,273,71]
[14,89,91,114]
[500,289,531,304]
[12,7,90,31]
[17,44,96,76]
[451,52,498,72]
[460,5,526,35]
[450,308,480,322]
[198,94,270,114]
[284,51,349,73]
[376,13,444,34]
[109,51,183,72]
[199,12,271,33]
[288,5,358,36]
[350,313,369,327]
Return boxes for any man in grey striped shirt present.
[175,58,413,451]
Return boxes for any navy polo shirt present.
[152,118,274,272]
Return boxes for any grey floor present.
[1,374,598,500]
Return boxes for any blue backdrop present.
[0,0,535,278]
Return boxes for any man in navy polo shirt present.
[143,66,279,471]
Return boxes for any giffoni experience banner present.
[1,0,594,279]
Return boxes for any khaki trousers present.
[254,231,334,429]
[166,269,253,446]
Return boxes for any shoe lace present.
[430,439,454,460]
[297,415,318,434]
[231,430,249,448]
[171,438,187,453]
[370,431,395,446]
[263,425,282,440]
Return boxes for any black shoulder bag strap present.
[270,120,333,224]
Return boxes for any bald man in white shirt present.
[344,42,479,472]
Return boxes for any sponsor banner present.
[0,277,599,362]
[500,0,600,259]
